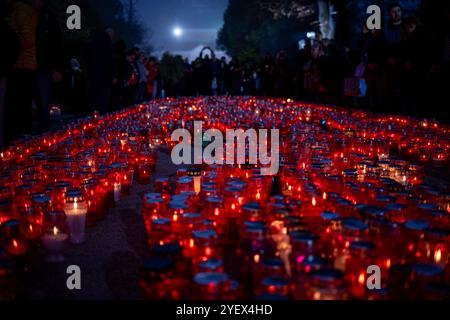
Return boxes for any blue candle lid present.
[203,219,214,226]
[290,231,319,243]
[342,218,368,231]
[199,258,223,270]
[178,176,193,184]
[183,213,202,219]
[152,218,171,225]
[343,169,357,176]
[404,220,429,231]
[321,211,340,220]
[413,263,444,277]
[429,210,448,218]
[385,203,406,211]
[364,206,387,217]
[262,276,289,287]
[242,202,261,212]
[349,241,376,250]
[206,197,224,204]
[327,192,340,198]
[301,256,328,268]
[31,194,51,204]
[336,198,353,206]
[194,272,229,286]
[377,195,395,203]
[169,201,188,210]
[2,219,20,229]
[193,229,217,239]
[244,221,266,229]
[417,203,438,211]
[311,269,344,281]
[144,192,162,199]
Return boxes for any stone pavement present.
[20,149,178,300]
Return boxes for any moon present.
[173,27,183,38]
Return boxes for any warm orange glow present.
[214,208,220,216]
[358,273,365,285]
[435,248,442,263]
[312,197,317,206]
[254,254,260,263]
[322,192,327,200]
[386,259,391,269]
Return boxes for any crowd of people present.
[1,1,449,148]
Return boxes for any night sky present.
[136,0,228,52]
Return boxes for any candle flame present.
[256,192,261,200]
[214,208,220,216]
[358,272,365,285]
[386,259,391,269]
[435,249,442,263]
[53,226,58,235]
[13,239,18,248]
[322,192,327,200]
[312,197,317,207]
[254,254,260,264]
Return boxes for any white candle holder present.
[41,226,68,263]
[64,190,88,244]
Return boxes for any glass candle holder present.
[64,190,87,244]
[187,168,202,195]
[192,272,234,300]
[307,269,348,300]
[139,257,188,300]
[41,210,68,263]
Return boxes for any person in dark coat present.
[85,28,116,115]
[35,0,64,133]
[363,29,387,113]
[0,2,21,146]
[400,17,431,117]
[4,0,38,144]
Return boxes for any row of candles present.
[1,96,450,300]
